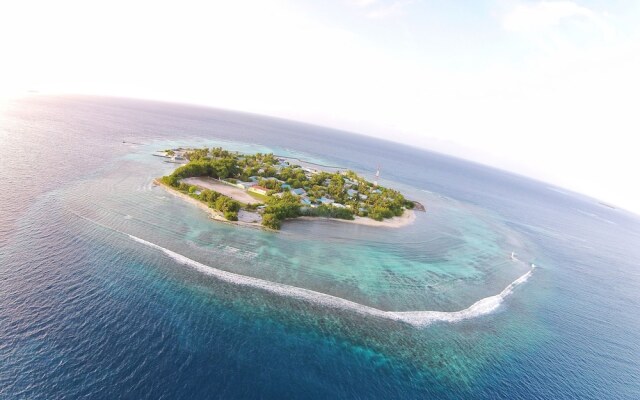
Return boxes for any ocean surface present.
[1,95,639,399]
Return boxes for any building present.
[290,188,306,196]
[319,196,334,205]
[248,186,269,196]
[237,181,258,189]
[347,188,358,197]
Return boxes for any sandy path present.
[181,177,262,205]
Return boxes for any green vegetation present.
[160,146,413,229]
[261,213,281,230]
[261,192,303,229]
[159,177,241,221]
[300,205,354,220]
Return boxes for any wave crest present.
[129,234,534,327]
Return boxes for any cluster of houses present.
[236,160,381,211]
[162,149,388,212]
[246,181,341,208]
[209,157,356,208]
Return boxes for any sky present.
[1,0,639,213]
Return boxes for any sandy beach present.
[295,209,416,228]
[155,180,263,228]
[155,179,415,230]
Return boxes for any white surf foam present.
[128,234,535,327]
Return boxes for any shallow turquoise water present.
[62,138,531,313]
[1,95,638,399]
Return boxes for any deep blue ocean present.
[1,95,639,399]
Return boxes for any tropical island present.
[155,147,418,230]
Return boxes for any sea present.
[1,95,639,399]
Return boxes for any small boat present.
[511,251,517,261]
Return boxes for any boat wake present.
[127,234,535,327]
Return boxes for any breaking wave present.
[128,234,535,327]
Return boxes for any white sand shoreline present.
[155,179,264,229]
[155,179,416,230]
[295,209,416,228]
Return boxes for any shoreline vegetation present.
[156,146,421,230]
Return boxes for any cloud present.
[502,1,606,34]
[350,0,414,19]
[350,0,378,7]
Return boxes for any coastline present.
[295,209,416,228]
[154,179,416,230]
[154,179,264,229]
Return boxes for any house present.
[359,194,368,200]
[238,181,258,189]
[290,188,306,196]
[281,183,291,190]
[248,176,260,182]
[333,203,346,208]
[301,197,312,205]
[248,186,269,196]
[347,189,358,197]
[319,196,334,205]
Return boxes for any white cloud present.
[349,0,415,19]
[366,1,413,19]
[502,1,607,34]
[350,0,378,7]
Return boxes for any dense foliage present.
[159,177,241,221]
[300,205,354,220]
[160,146,413,229]
[261,193,302,229]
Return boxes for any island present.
[155,147,418,230]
